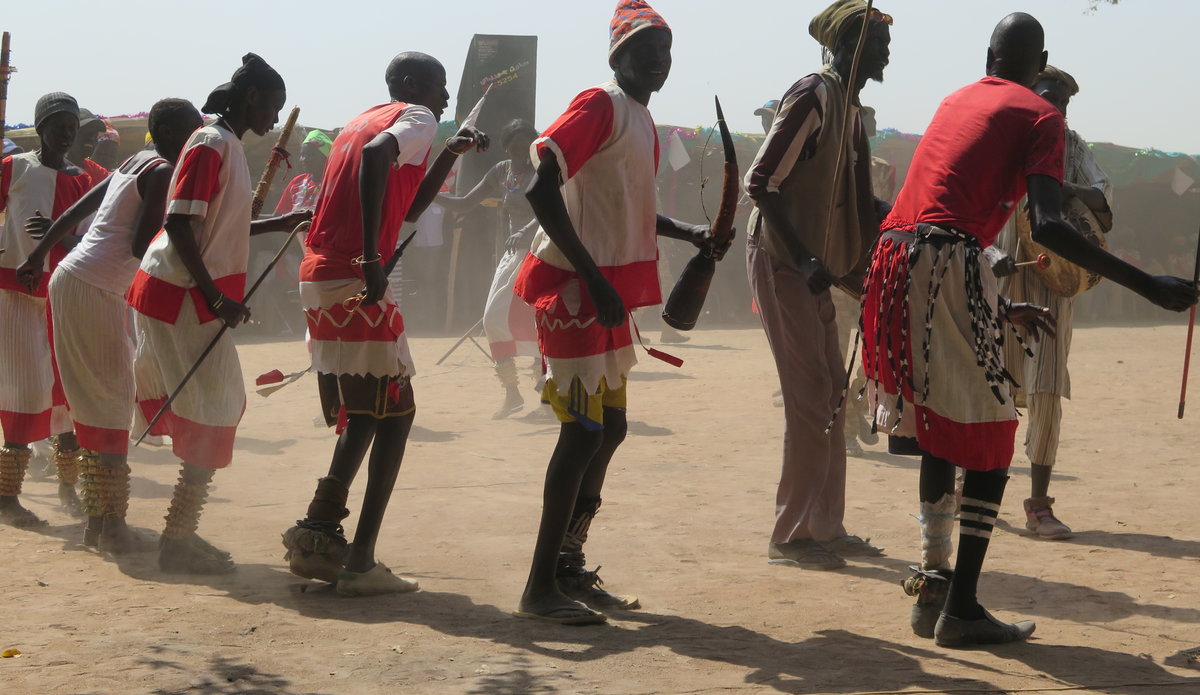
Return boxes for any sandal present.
[336,562,419,597]
[821,534,884,557]
[512,605,607,625]
[768,539,846,570]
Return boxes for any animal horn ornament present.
[661,95,739,331]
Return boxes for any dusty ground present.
[2,323,1200,695]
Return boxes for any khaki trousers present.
[748,235,848,543]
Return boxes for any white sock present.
[919,493,956,570]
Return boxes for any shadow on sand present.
[626,370,694,382]
[20,536,1197,694]
[233,436,299,456]
[410,425,461,442]
[270,589,1007,693]
[844,555,1200,626]
[273,588,1200,693]
[137,646,333,695]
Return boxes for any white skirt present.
[49,268,136,454]
[0,287,71,444]
[134,299,245,468]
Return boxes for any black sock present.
[919,453,956,503]
[944,468,1009,620]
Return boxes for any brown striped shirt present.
[745,72,864,199]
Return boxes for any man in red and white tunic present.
[127,53,304,574]
[0,92,95,526]
[862,15,1197,647]
[513,0,721,625]
[282,52,488,598]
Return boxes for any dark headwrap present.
[201,53,285,116]
[1037,65,1079,96]
[809,0,869,52]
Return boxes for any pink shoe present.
[1024,496,1073,540]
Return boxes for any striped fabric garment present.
[862,227,1020,472]
[1024,392,1063,468]
[0,289,72,444]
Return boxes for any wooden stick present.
[1015,253,1051,270]
[1177,224,1200,419]
[250,106,300,218]
[0,32,15,141]
[134,221,310,445]
[820,0,873,264]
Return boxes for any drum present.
[1015,196,1109,297]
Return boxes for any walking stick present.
[134,220,311,446]
[822,1,874,435]
[251,106,300,218]
[1,32,15,144]
[1177,224,1200,419]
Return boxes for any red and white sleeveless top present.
[0,152,94,296]
[58,155,168,295]
[127,124,251,325]
[303,101,435,279]
[514,80,661,314]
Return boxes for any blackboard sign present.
[455,34,538,191]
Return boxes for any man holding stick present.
[126,54,307,573]
[863,14,1197,646]
[282,52,488,597]
[745,0,892,571]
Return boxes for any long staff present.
[821,0,873,266]
[823,1,875,435]
[0,33,13,256]
[1,33,15,145]
[251,106,300,218]
[134,220,311,445]
[1177,224,1200,419]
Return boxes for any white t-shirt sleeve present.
[383,105,438,166]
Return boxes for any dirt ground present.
[2,324,1199,695]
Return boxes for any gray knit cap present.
[34,92,80,128]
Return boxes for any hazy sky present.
[4,1,1197,153]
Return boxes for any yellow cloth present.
[809,0,868,51]
[542,376,627,430]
